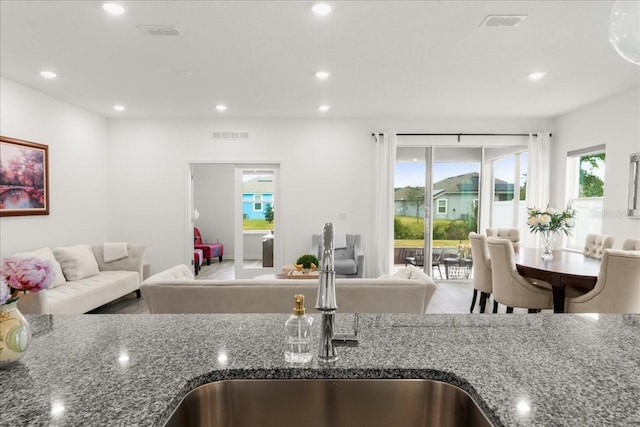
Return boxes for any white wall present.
[0,78,108,256]
[551,87,640,246]
[192,163,235,257]
[107,116,554,276]
[106,118,374,274]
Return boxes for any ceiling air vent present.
[138,25,183,37]
[480,15,527,27]
[212,131,249,140]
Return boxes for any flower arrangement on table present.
[457,241,470,259]
[526,206,576,260]
[1,256,55,364]
[526,206,576,235]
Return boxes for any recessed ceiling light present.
[528,71,547,81]
[113,105,125,111]
[312,3,332,16]
[215,104,227,112]
[318,105,330,112]
[40,71,57,79]
[103,3,125,15]
[315,70,330,80]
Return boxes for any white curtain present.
[524,132,551,248]
[371,132,396,277]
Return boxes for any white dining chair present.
[583,234,615,259]
[486,228,520,251]
[565,249,640,313]
[487,237,553,313]
[468,232,496,313]
[622,238,640,251]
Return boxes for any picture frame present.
[0,136,50,216]
[629,152,640,218]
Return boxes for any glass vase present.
[540,230,557,261]
[0,300,32,365]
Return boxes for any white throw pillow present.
[16,247,67,288]
[391,267,413,279]
[53,245,100,281]
[408,267,425,281]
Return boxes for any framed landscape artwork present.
[0,136,50,216]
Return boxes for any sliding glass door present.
[395,147,480,279]
[395,147,430,272]
[395,138,531,282]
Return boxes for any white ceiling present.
[1,0,638,119]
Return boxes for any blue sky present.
[395,154,528,188]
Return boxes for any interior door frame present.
[234,164,281,279]
[187,160,281,279]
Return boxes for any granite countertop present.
[1,313,639,426]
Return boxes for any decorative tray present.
[287,269,320,279]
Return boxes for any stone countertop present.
[1,313,639,426]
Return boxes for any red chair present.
[194,249,203,275]
[194,227,224,265]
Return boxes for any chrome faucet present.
[315,223,358,363]
[316,223,338,362]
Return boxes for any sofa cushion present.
[54,245,100,281]
[17,247,66,288]
[334,258,357,275]
[45,271,139,314]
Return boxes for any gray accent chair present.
[311,234,365,278]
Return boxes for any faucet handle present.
[332,313,359,347]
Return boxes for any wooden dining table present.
[514,248,601,313]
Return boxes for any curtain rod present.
[372,132,552,142]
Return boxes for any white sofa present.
[16,244,145,315]
[141,264,437,314]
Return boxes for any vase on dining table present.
[540,230,557,261]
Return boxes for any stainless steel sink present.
[163,379,494,427]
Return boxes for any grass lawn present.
[395,216,468,247]
[243,219,273,230]
[395,239,463,248]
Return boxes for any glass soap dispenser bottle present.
[285,294,313,363]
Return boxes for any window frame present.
[437,198,447,214]
[565,145,606,250]
[253,194,263,212]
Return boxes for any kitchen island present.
[1,313,639,426]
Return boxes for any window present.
[253,194,263,212]
[491,151,527,232]
[566,145,606,250]
[437,199,447,214]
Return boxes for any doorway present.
[395,144,528,279]
[395,146,481,280]
[235,165,280,278]
[190,162,281,279]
